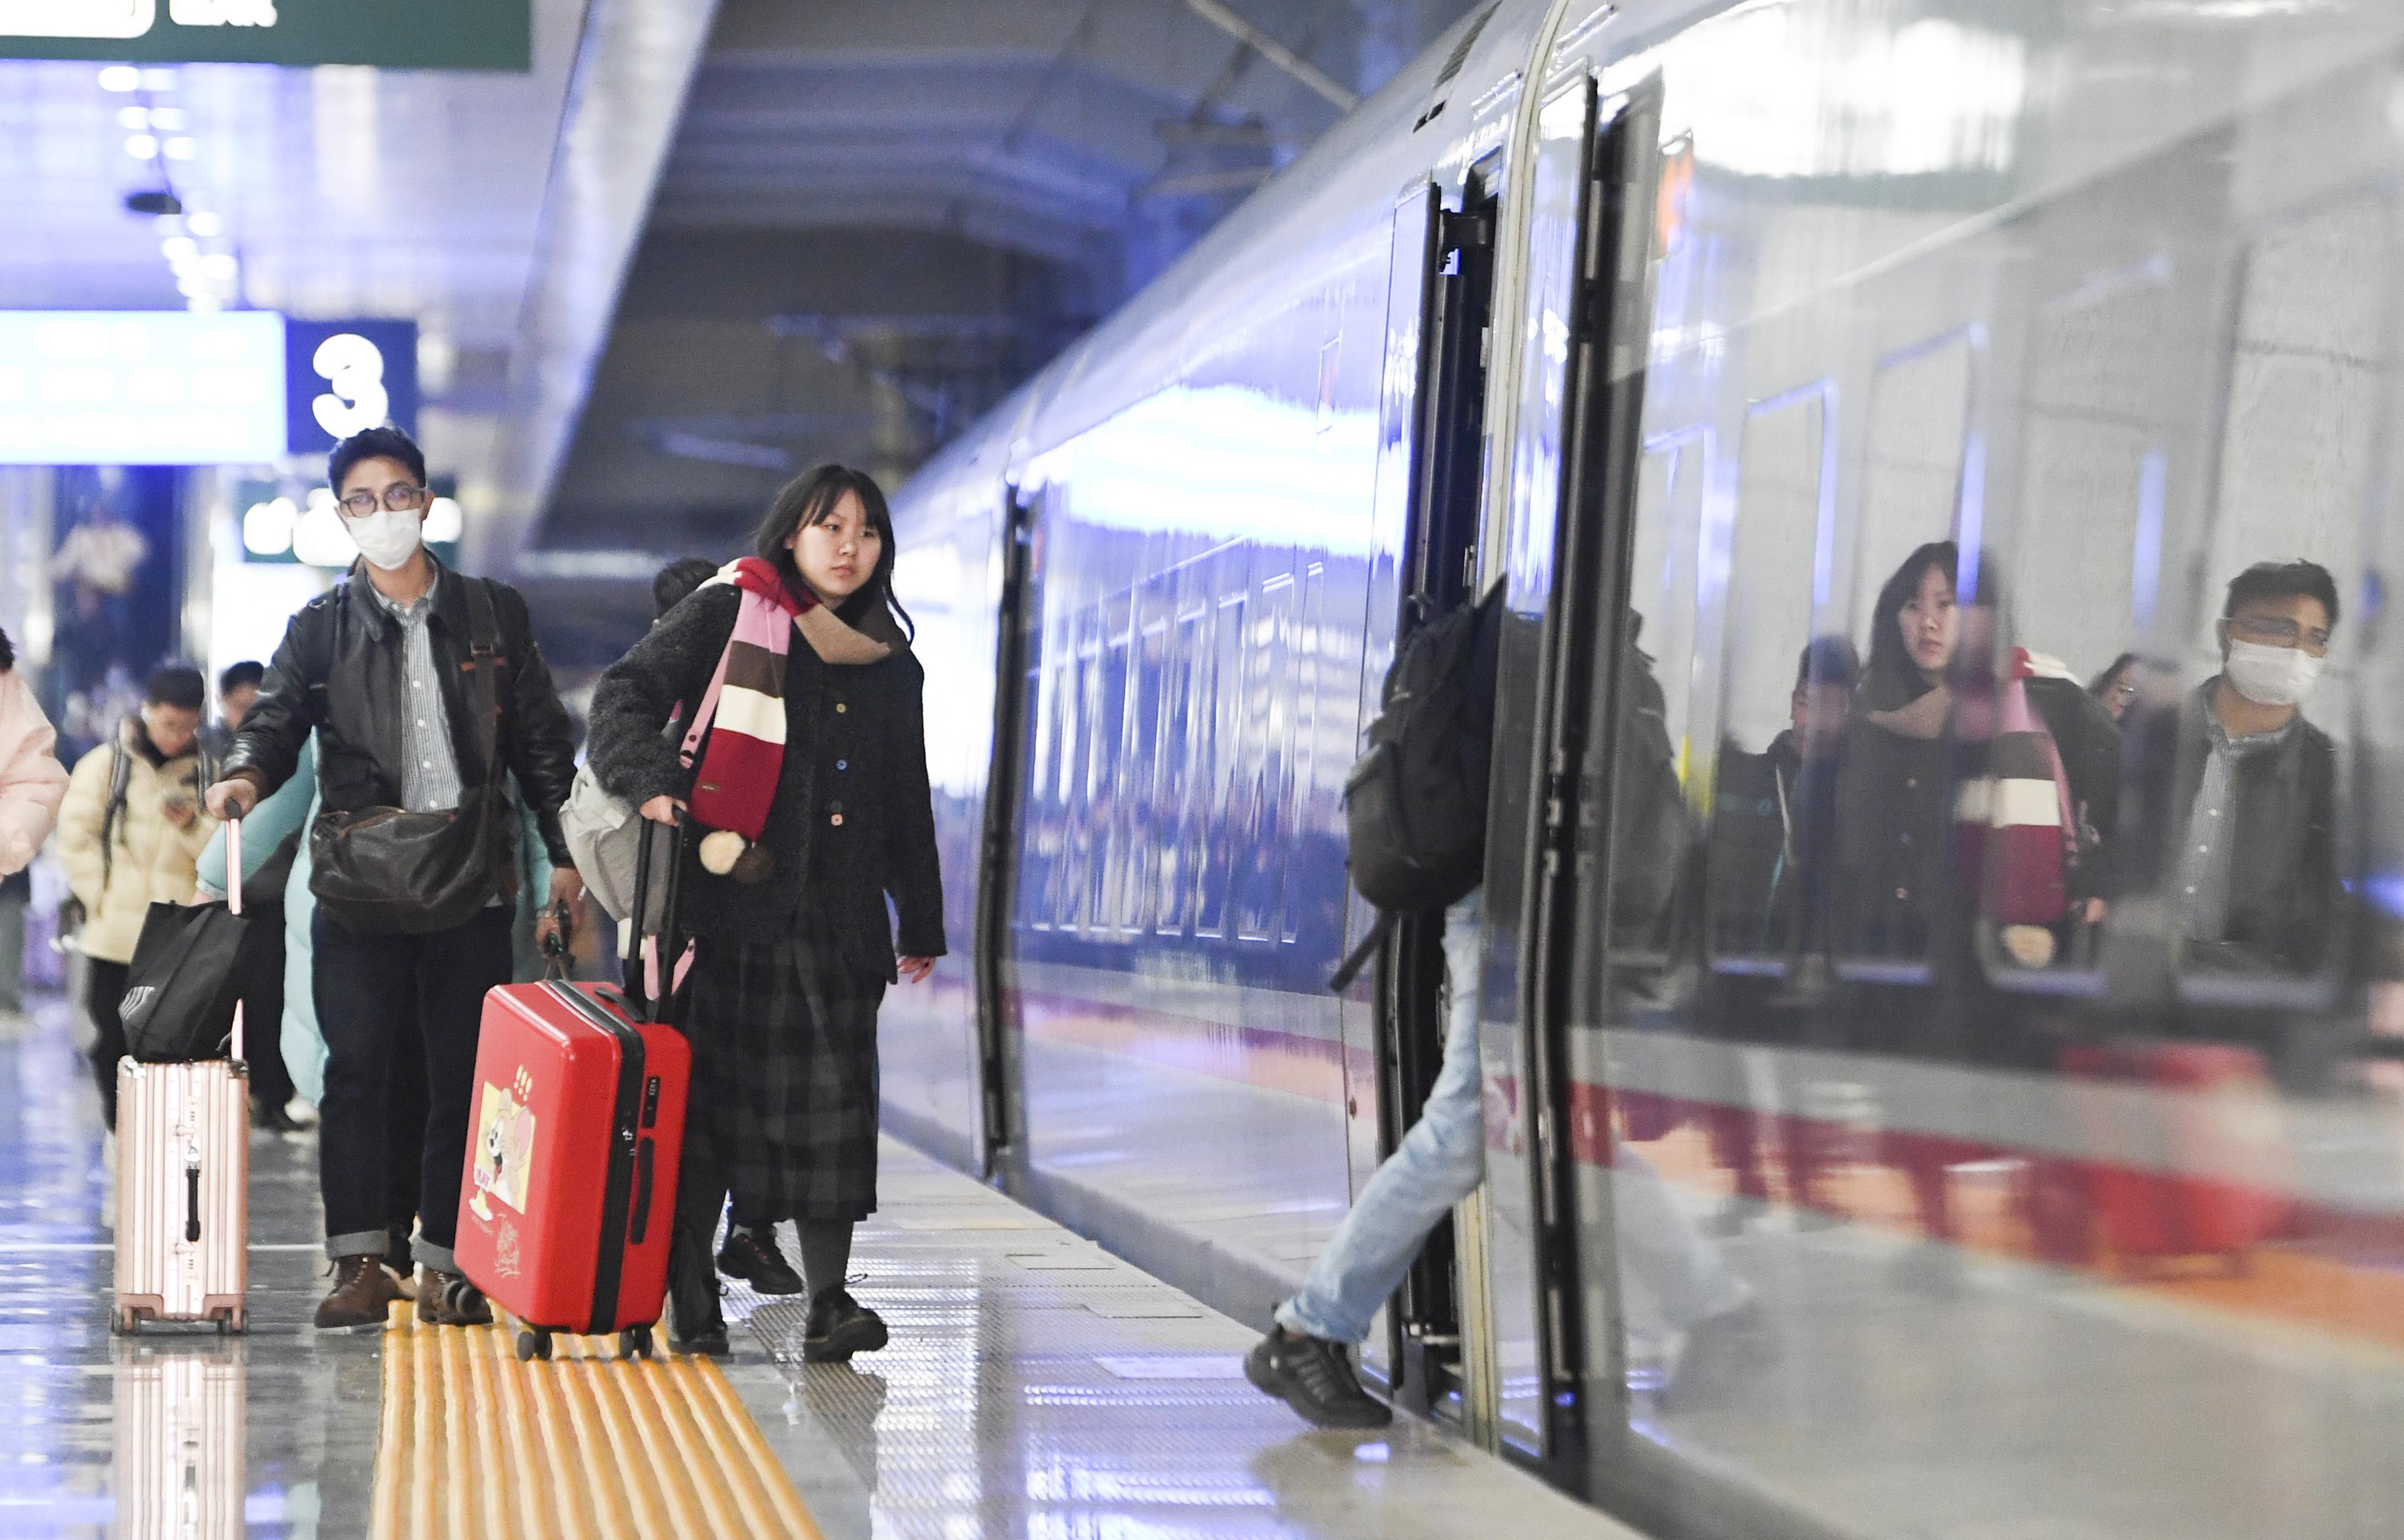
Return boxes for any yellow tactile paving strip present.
[371,1302,823,1540]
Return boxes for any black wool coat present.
[585,584,946,981]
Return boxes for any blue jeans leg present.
[1277,896,1486,1346]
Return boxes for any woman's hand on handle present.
[639,795,686,826]
[898,956,935,984]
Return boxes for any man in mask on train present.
[2159,559,2343,976]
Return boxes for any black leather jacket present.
[223,559,579,870]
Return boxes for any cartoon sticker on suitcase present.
[468,1070,537,1221]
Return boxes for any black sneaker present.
[717,1227,805,1295]
[250,1095,304,1133]
[1244,1327,1392,1430]
[803,1287,888,1362]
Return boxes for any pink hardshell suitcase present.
[112,818,250,1335]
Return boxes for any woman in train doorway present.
[1830,540,2120,1288]
[586,465,945,1358]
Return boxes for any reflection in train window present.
[1236,575,1297,942]
[1854,329,1975,634]
[1708,386,1835,966]
[1971,264,2168,973]
[1193,588,1248,939]
[1627,428,1708,760]
[1156,599,1211,934]
[2169,193,2393,990]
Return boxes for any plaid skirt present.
[684,920,886,1224]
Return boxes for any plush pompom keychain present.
[699,829,747,876]
[697,828,776,883]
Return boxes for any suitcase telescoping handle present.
[225,813,244,1065]
[623,809,687,1026]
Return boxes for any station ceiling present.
[531,0,1485,578]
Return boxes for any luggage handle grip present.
[628,1136,655,1245]
[225,815,245,1065]
[184,1155,201,1244]
[624,812,687,1025]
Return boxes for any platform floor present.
[0,992,1624,1539]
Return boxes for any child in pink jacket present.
[0,629,69,878]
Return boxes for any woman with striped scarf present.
[587,465,945,1358]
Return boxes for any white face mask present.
[346,508,424,572]
[2224,637,2324,708]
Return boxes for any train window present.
[1707,384,1835,967]
[1826,334,1979,973]
[1157,596,1211,935]
[1127,582,1173,936]
[1975,264,2168,977]
[1604,428,1707,967]
[1193,584,1248,940]
[1236,573,1297,943]
[1853,329,1975,631]
[1097,594,1135,937]
[2171,192,2392,994]
[1284,563,1328,945]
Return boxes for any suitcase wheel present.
[618,1325,654,1361]
[516,1328,553,1362]
[114,1307,139,1336]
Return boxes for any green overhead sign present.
[0,1,530,70]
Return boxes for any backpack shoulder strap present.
[460,578,505,777]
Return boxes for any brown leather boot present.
[417,1269,495,1327]
[314,1254,402,1330]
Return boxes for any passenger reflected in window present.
[1832,542,2119,972]
[1708,637,1858,959]
[1833,543,1969,964]
[2142,561,2343,978]
[2090,652,2141,723]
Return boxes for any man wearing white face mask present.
[204,427,584,1330]
[2168,559,2343,976]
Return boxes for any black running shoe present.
[717,1227,805,1294]
[1245,1327,1392,1430]
[803,1287,888,1362]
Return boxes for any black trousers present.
[313,904,512,1266]
[86,958,129,1131]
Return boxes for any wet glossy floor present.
[0,992,1626,1539]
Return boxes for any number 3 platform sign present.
[284,318,417,457]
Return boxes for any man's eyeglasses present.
[336,484,430,518]
[2228,614,2333,656]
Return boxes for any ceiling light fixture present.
[97,65,140,92]
[201,254,237,281]
[160,236,198,261]
[125,133,159,160]
[116,105,148,130]
[185,212,222,238]
[149,108,187,132]
[162,138,196,162]
[139,69,176,91]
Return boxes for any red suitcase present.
[455,833,691,1360]
[2059,1040,2290,1274]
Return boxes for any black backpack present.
[1329,591,1500,989]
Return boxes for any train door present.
[1471,72,1663,1474]
[1339,165,1501,1416]
[972,482,1040,1178]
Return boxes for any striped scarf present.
[684,558,889,878]
[1953,647,2077,934]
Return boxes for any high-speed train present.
[876,1,2404,1535]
